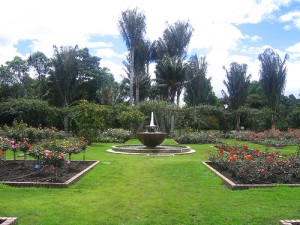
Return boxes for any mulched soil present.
[0,160,95,183]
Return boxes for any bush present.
[98,129,130,143]
[0,98,59,127]
[174,131,222,144]
[209,144,300,184]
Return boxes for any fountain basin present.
[137,132,167,148]
[107,145,195,155]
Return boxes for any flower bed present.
[228,129,300,147]
[0,160,99,188]
[207,144,300,189]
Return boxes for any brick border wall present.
[0,217,18,225]
[202,162,300,190]
[279,220,300,225]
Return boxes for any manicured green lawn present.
[1,140,300,225]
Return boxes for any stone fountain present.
[107,112,195,156]
[136,112,167,148]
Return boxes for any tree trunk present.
[271,113,276,130]
[63,95,69,133]
[135,73,139,104]
[235,112,240,131]
[130,47,134,106]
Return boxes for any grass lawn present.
[1,139,300,225]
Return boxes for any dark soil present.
[0,160,95,183]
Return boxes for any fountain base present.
[107,145,195,156]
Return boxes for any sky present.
[1,0,300,98]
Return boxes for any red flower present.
[254,148,260,154]
[267,156,274,163]
[244,154,253,160]
[229,150,234,155]
[218,148,224,153]
[228,157,236,162]
[243,145,248,149]
[0,151,5,155]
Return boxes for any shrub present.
[174,131,222,144]
[98,129,130,143]
[0,98,59,127]
[209,144,300,184]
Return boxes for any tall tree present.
[118,8,146,106]
[258,48,288,130]
[155,56,187,104]
[153,21,193,60]
[50,46,101,131]
[28,51,51,98]
[184,55,216,106]
[222,62,251,131]
[153,20,193,105]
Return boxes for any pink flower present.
[66,161,71,165]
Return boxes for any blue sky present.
[1,0,300,98]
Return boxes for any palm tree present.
[153,20,193,105]
[154,21,193,60]
[118,8,146,106]
[222,62,251,131]
[258,48,288,129]
[184,55,215,106]
[155,56,187,104]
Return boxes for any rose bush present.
[228,129,300,147]
[209,144,300,184]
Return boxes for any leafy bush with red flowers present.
[209,144,300,184]
[228,129,300,147]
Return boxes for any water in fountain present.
[107,112,195,156]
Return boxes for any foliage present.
[98,128,131,143]
[258,48,288,129]
[117,108,146,132]
[155,55,188,104]
[0,98,59,127]
[70,101,112,143]
[184,55,217,106]
[0,120,69,143]
[222,62,251,131]
[209,143,300,184]
[153,20,193,105]
[178,105,231,131]
[228,129,300,146]
[118,7,146,106]
[174,130,222,144]
[138,100,178,133]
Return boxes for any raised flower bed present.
[206,144,300,189]
[0,160,99,188]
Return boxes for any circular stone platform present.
[107,145,195,156]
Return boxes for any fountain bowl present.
[107,144,195,155]
[136,132,167,148]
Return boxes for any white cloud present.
[280,11,300,29]
[95,48,126,59]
